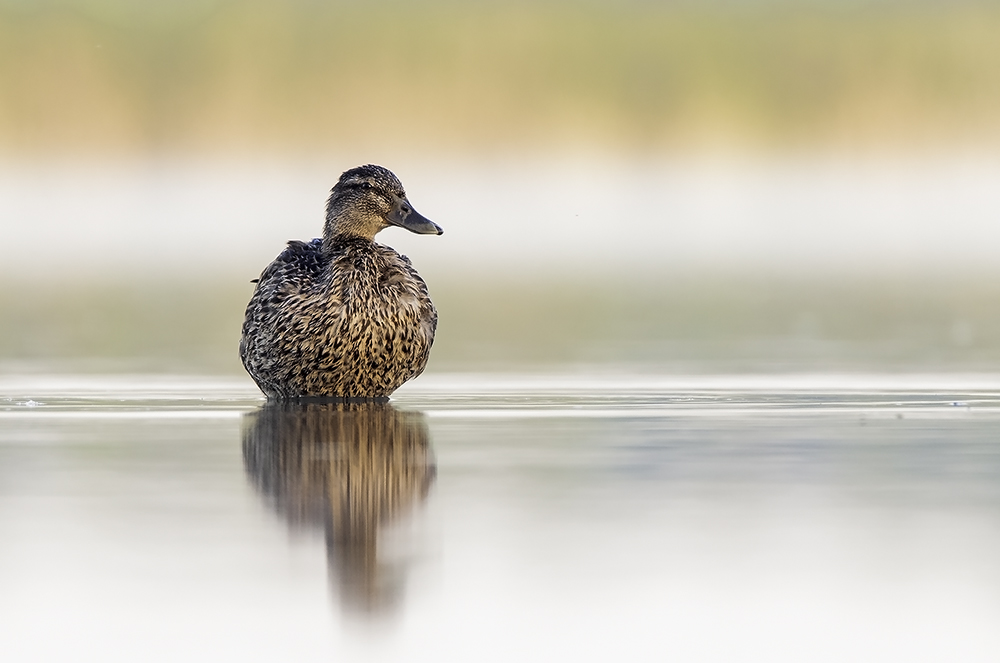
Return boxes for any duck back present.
[240,237,437,399]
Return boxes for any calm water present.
[2,373,1000,662]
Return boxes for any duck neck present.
[322,210,381,252]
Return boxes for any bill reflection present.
[242,402,435,616]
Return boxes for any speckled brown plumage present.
[240,165,442,400]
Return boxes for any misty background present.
[2,0,999,375]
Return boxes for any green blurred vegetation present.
[2,276,998,374]
[2,0,1000,153]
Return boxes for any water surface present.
[2,374,1000,662]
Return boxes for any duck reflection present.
[242,402,435,615]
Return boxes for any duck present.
[240,164,443,401]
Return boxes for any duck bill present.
[388,202,443,235]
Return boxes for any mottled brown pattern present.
[240,165,441,400]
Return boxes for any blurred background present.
[2,0,999,376]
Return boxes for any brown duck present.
[240,165,442,400]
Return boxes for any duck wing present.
[240,239,327,382]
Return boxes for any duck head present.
[323,164,443,242]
